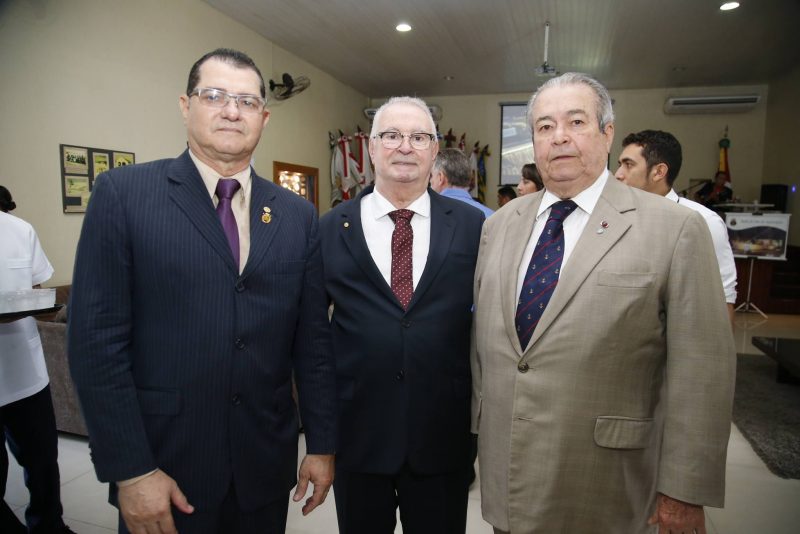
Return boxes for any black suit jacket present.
[319,186,483,475]
[68,150,336,511]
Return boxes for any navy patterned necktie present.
[515,200,577,348]
[215,178,241,267]
[388,209,414,309]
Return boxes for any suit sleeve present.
[658,211,736,507]
[470,220,491,434]
[291,210,337,454]
[68,175,157,482]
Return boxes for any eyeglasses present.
[189,87,266,113]
[373,131,435,150]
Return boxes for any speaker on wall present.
[760,184,788,212]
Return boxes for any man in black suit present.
[319,97,483,533]
[68,48,336,534]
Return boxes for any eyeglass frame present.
[188,87,267,113]
[372,131,437,150]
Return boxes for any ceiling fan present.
[534,21,558,77]
[269,73,311,101]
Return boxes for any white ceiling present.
[203,0,800,98]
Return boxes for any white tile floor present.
[5,312,800,533]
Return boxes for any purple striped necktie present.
[515,199,577,348]
[215,178,241,267]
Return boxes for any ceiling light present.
[396,22,412,32]
[720,2,740,11]
[443,75,454,81]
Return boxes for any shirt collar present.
[537,169,609,219]
[666,189,680,202]
[368,187,431,220]
[189,149,251,199]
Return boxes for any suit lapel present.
[499,193,544,356]
[167,151,238,273]
[337,186,399,305]
[241,173,281,279]
[407,191,455,311]
[527,177,635,349]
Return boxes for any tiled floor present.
[5,312,800,533]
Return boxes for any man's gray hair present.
[370,96,437,138]
[432,148,471,188]
[526,72,615,132]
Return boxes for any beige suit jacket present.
[471,176,735,533]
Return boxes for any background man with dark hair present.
[69,48,336,534]
[616,129,737,321]
[497,185,517,207]
[472,73,734,534]
[430,147,494,217]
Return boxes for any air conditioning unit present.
[663,95,760,114]
[363,105,443,122]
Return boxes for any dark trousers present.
[118,482,289,534]
[334,463,470,534]
[1,385,65,533]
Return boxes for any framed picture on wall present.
[273,161,319,210]
[59,144,135,213]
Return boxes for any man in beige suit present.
[471,73,735,534]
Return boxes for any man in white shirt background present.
[0,185,73,533]
[615,129,738,322]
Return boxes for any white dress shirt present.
[0,211,54,407]
[516,171,609,298]
[361,188,431,289]
[667,189,737,303]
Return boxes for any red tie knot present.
[389,209,415,224]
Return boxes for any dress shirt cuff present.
[116,468,159,487]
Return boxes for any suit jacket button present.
[401,319,411,328]
[235,338,245,349]
[231,394,241,405]
[235,281,245,292]
[396,371,405,380]
[518,362,529,373]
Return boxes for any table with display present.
[751,336,800,384]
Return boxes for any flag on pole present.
[718,131,732,189]
[477,144,490,204]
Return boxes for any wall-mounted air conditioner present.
[364,105,443,122]
[663,95,760,114]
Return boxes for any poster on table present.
[724,212,791,260]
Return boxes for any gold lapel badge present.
[261,206,272,224]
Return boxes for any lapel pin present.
[344,222,350,228]
[601,220,609,228]
[261,206,272,224]
[596,220,609,234]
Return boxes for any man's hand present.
[647,493,706,534]
[118,470,194,534]
[293,454,334,515]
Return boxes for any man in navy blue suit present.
[320,97,484,533]
[69,49,336,534]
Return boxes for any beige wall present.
[374,83,768,211]
[0,0,367,285]
[763,64,800,246]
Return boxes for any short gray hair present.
[370,96,437,138]
[432,148,471,188]
[527,72,614,132]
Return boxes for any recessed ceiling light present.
[443,75,454,81]
[396,22,412,32]
[720,2,740,11]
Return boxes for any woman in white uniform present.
[0,186,72,533]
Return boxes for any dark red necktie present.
[389,209,414,309]
[215,178,241,267]
[515,200,577,348]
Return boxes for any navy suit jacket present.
[319,185,483,475]
[68,150,336,511]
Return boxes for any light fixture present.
[443,75,454,81]
[720,2,740,11]
[396,22,412,32]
